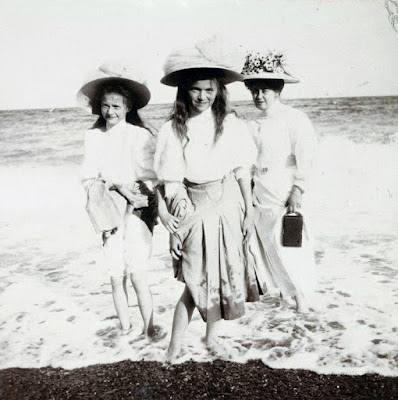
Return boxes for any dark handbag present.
[282,212,303,247]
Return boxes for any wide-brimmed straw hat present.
[76,61,151,112]
[161,37,243,87]
[241,50,300,83]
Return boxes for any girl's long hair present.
[168,77,229,143]
[90,82,153,134]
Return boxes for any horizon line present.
[1,94,397,112]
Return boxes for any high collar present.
[188,107,214,124]
[104,119,127,134]
[259,99,284,118]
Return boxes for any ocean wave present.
[1,97,397,375]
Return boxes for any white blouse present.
[154,109,257,197]
[250,101,317,193]
[81,120,157,187]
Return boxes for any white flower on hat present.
[241,48,300,83]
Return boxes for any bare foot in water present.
[121,327,132,336]
[165,344,182,364]
[206,338,230,360]
[295,295,310,314]
[141,314,156,340]
[279,292,292,308]
[145,325,167,342]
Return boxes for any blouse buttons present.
[259,167,268,174]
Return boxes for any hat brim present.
[77,77,151,112]
[161,67,243,87]
[243,72,300,84]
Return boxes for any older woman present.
[242,50,317,313]
[77,62,158,337]
[154,38,258,361]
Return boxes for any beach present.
[0,97,398,397]
[2,360,398,399]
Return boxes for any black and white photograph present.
[0,0,397,398]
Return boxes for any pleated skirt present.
[174,175,259,323]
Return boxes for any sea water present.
[0,96,397,375]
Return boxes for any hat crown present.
[195,36,235,69]
[162,36,238,77]
[242,50,288,76]
[76,60,150,112]
[99,64,127,78]
[241,49,300,83]
[96,60,147,85]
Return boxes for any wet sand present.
[1,359,397,400]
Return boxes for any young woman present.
[242,50,317,313]
[78,62,158,337]
[154,40,259,361]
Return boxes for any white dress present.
[154,109,259,322]
[82,120,157,277]
[248,100,318,302]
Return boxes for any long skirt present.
[248,171,317,303]
[170,174,259,323]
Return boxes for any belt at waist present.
[183,172,234,190]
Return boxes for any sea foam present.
[0,99,397,375]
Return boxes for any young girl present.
[154,39,259,361]
[78,62,158,337]
[242,50,317,312]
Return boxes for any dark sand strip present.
[1,360,397,399]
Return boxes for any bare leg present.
[123,275,130,306]
[205,320,220,347]
[130,272,155,338]
[110,276,130,331]
[205,320,229,358]
[167,285,195,362]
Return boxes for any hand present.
[242,210,254,244]
[285,187,302,213]
[128,192,148,209]
[174,200,189,220]
[102,227,117,245]
[159,209,180,234]
[170,234,182,260]
[113,184,148,208]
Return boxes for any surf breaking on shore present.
[0,99,397,376]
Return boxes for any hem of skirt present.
[198,303,246,323]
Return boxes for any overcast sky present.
[1,0,397,110]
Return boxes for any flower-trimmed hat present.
[76,61,151,113]
[161,37,243,87]
[241,50,300,83]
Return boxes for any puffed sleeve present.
[135,128,159,187]
[154,121,186,199]
[292,111,317,192]
[81,129,100,190]
[227,116,257,181]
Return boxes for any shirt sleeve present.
[81,130,100,190]
[135,128,159,187]
[154,121,186,198]
[228,116,257,181]
[292,111,317,192]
